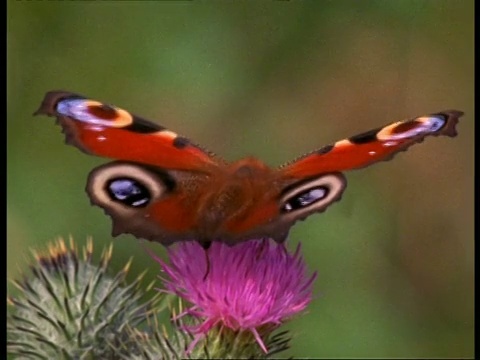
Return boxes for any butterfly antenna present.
[201,240,212,281]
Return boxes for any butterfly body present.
[35,91,462,247]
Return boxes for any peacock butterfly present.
[34,91,463,249]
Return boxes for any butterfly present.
[35,91,462,249]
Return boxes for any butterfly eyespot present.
[421,116,446,132]
[56,98,133,127]
[391,120,421,134]
[87,162,174,216]
[279,173,346,220]
[282,186,328,212]
[106,178,151,208]
[377,115,447,141]
[87,104,118,120]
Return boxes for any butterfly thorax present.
[194,157,283,241]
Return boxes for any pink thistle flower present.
[152,239,317,354]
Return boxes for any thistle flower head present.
[154,239,317,354]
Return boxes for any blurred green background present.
[8,1,473,358]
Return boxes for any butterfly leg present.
[201,240,212,280]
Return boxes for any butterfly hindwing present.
[230,172,348,244]
[86,161,210,246]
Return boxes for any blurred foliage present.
[8,1,473,358]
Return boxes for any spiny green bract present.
[6,238,162,359]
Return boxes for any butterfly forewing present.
[34,91,221,172]
[280,110,462,179]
